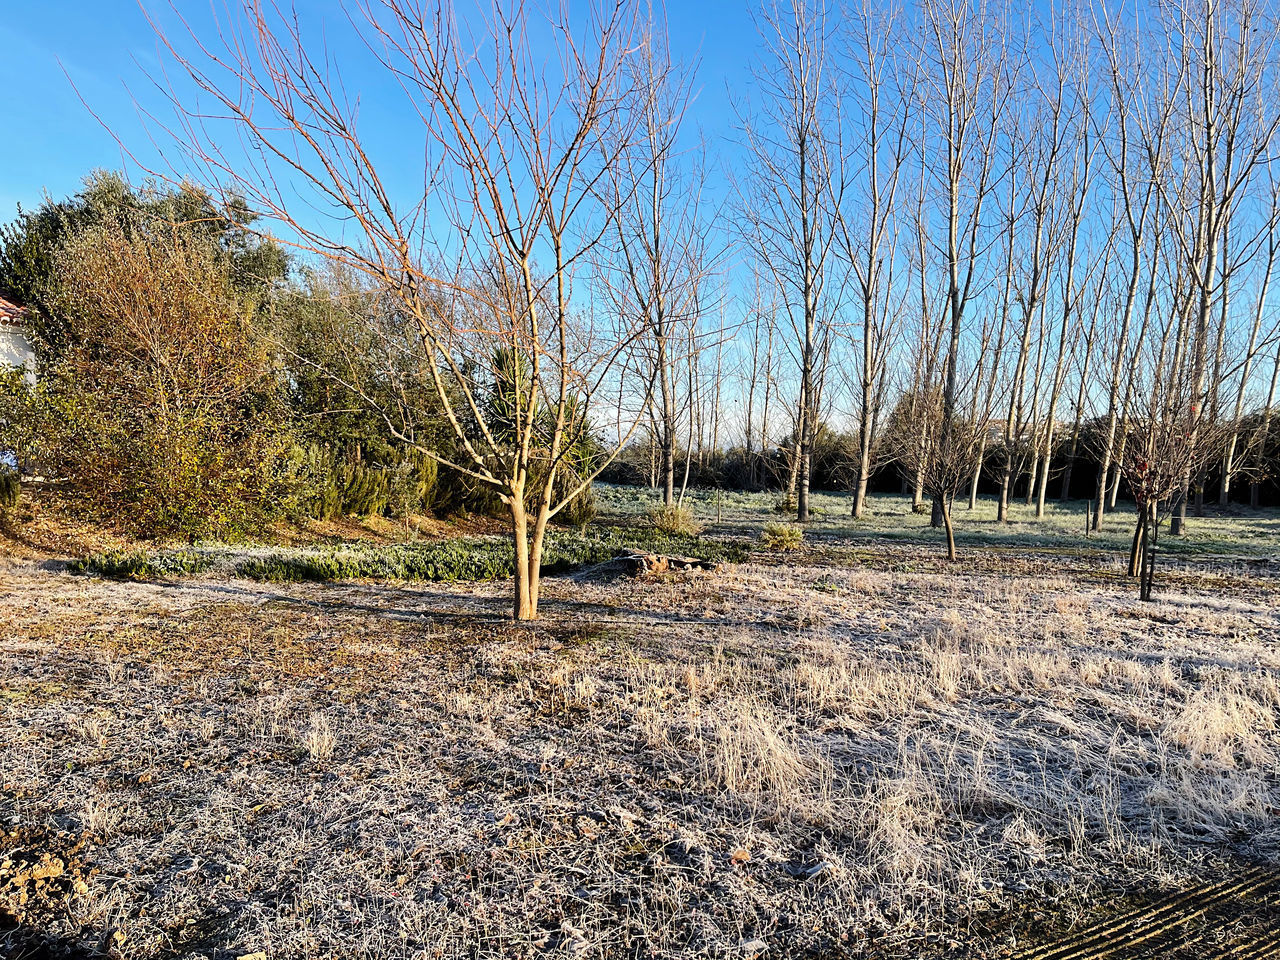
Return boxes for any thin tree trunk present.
[1128,503,1147,579]
[941,496,957,561]
[1140,503,1159,602]
[967,443,984,509]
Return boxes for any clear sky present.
[0,0,758,223]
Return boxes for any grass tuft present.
[647,504,704,536]
[760,521,803,552]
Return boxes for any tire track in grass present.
[1010,866,1280,960]
[1218,930,1280,960]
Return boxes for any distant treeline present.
[601,417,1280,510]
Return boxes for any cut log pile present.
[614,553,720,576]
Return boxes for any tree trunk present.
[998,462,1012,523]
[797,415,812,523]
[941,496,957,561]
[967,439,985,509]
[1024,450,1040,507]
[1092,462,1108,530]
[1139,504,1159,602]
[659,334,676,507]
[785,436,799,498]
[1128,505,1147,579]
[853,464,870,519]
[511,498,539,621]
[1035,441,1051,518]
[1170,488,1187,536]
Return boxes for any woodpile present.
[614,553,720,576]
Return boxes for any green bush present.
[339,460,389,516]
[67,548,216,579]
[0,469,19,510]
[298,444,441,521]
[387,452,438,519]
[760,521,803,552]
[6,218,292,541]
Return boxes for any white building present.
[0,295,35,384]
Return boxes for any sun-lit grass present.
[4,508,1280,957]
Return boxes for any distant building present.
[0,295,35,384]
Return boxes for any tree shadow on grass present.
[1,914,104,960]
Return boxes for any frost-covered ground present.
[2,534,1280,958]
[595,484,1280,559]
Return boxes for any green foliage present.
[556,480,598,527]
[648,503,703,536]
[67,548,216,579]
[0,171,287,365]
[0,173,294,540]
[35,224,289,538]
[0,468,19,513]
[487,347,534,445]
[0,368,38,469]
[276,264,444,456]
[297,444,440,521]
[338,460,390,517]
[72,527,748,584]
[760,521,803,552]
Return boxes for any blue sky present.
[0,1,758,223]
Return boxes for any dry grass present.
[1,542,1279,958]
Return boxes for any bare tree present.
[916,0,1016,540]
[1149,0,1280,535]
[739,0,845,523]
[131,0,657,619]
[1090,3,1171,530]
[836,0,916,518]
[605,30,712,508]
[1120,309,1227,600]
[1218,176,1280,502]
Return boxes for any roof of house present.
[0,295,26,328]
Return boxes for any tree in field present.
[915,0,1015,539]
[884,382,984,560]
[1217,177,1280,504]
[1147,0,1280,535]
[836,0,916,519]
[604,31,711,508]
[739,0,845,524]
[1089,8,1169,530]
[1120,328,1227,601]
[138,0,657,619]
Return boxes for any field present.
[2,488,1280,959]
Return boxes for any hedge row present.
[69,527,746,584]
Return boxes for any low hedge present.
[70,527,746,584]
